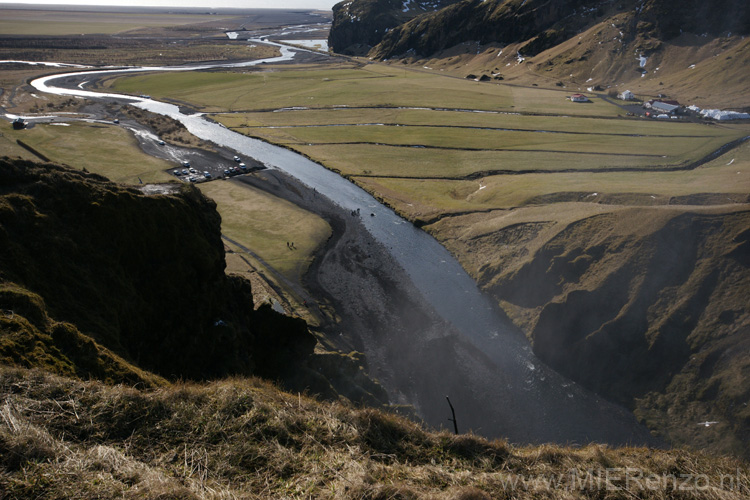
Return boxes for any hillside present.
[331,0,750,108]
[329,0,463,55]
[364,0,750,60]
[0,158,386,406]
[2,366,749,499]
[429,202,750,459]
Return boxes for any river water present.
[29,44,656,446]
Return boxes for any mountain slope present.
[364,0,750,60]
[329,0,462,55]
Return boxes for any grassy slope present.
[1,366,748,499]
[419,21,750,111]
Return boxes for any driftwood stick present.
[446,396,458,435]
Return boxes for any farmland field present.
[109,62,750,222]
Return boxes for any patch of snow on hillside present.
[402,0,413,12]
[516,51,525,64]
[638,55,647,67]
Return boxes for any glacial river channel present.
[30,41,657,446]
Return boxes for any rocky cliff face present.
[330,0,750,60]
[329,0,462,55]
[484,208,750,458]
[0,159,386,406]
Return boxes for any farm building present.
[570,94,590,103]
[618,90,635,100]
[644,99,681,114]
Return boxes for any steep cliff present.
[479,207,750,458]
[357,0,750,60]
[329,0,462,55]
[0,158,386,406]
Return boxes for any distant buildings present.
[644,99,681,114]
[570,93,590,103]
[618,90,635,101]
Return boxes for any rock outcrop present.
[0,158,386,406]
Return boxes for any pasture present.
[109,61,750,225]
[111,64,624,116]
[3,121,175,184]
[198,180,331,284]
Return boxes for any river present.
[29,43,657,446]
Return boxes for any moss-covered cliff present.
[0,158,386,406]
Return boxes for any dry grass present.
[0,366,747,499]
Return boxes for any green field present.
[198,181,331,284]
[3,118,331,306]
[111,64,624,116]
[356,143,750,220]
[3,122,175,184]
[110,62,750,222]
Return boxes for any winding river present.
[29,42,656,446]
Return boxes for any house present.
[570,93,590,103]
[644,99,680,114]
[618,90,635,101]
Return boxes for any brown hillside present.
[2,366,748,499]
[430,204,750,459]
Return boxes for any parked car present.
[239,163,247,170]
[233,156,241,162]
[182,160,190,167]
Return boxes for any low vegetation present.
[198,180,332,285]
[3,121,175,184]
[1,366,748,499]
